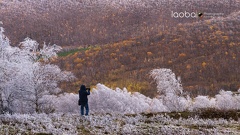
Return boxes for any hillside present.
[0,0,239,47]
[1,0,239,97]
[54,11,240,97]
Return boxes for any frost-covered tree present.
[19,38,62,62]
[0,27,22,113]
[0,27,75,114]
[13,38,74,113]
[150,68,191,111]
[15,63,74,113]
[150,68,183,96]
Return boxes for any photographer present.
[78,85,90,116]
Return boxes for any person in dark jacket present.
[79,85,90,116]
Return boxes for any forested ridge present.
[54,11,240,97]
[0,0,239,46]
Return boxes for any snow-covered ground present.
[0,112,239,135]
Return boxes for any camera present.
[86,88,90,91]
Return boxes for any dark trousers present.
[80,103,89,116]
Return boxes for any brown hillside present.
[54,11,240,97]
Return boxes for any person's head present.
[80,85,86,91]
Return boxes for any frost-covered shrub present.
[161,93,190,112]
[234,94,240,110]
[215,90,240,110]
[191,96,216,110]
[216,90,235,110]
[148,98,168,113]
[53,84,169,114]
[89,84,155,114]
[54,93,79,113]
[38,95,57,114]
[53,83,240,114]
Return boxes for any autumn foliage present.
[1,0,239,97]
[53,11,240,97]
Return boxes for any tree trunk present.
[0,88,4,114]
[35,96,39,113]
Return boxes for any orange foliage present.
[202,62,207,68]
[179,53,186,57]
[147,52,153,56]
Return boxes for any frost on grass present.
[0,113,239,135]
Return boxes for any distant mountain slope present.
[54,11,240,97]
[0,0,239,46]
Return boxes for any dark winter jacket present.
[79,85,90,104]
